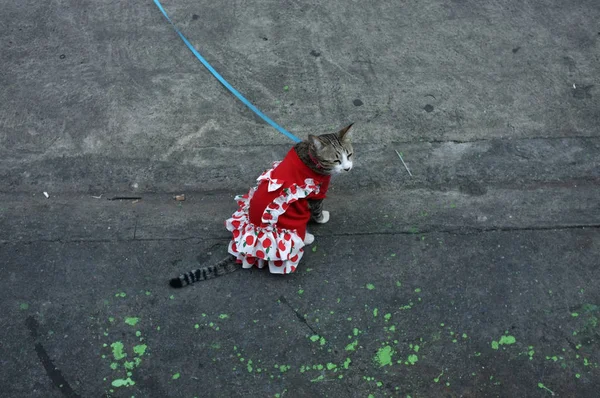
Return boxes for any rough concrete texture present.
[1,0,599,397]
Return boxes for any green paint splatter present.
[145,290,151,296]
[492,335,516,349]
[576,373,581,379]
[283,85,289,91]
[319,337,326,346]
[172,373,180,380]
[538,383,554,395]
[194,324,199,329]
[396,281,402,287]
[310,335,320,342]
[343,358,352,369]
[169,295,174,300]
[345,340,358,351]
[353,328,360,336]
[111,342,127,360]
[414,288,421,293]
[374,345,394,367]
[298,289,304,295]
[384,313,391,321]
[115,292,126,298]
[247,359,253,373]
[434,370,444,383]
[135,331,141,337]
[326,363,337,370]
[413,345,420,352]
[219,314,229,319]
[312,245,317,252]
[366,283,375,290]
[124,317,139,326]
[407,354,418,365]
[373,308,378,317]
[527,346,535,360]
[499,335,516,345]
[124,361,135,370]
[111,378,135,387]
[133,344,147,356]
[19,303,29,310]
[110,362,118,370]
[279,365,290,372]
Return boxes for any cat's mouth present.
[333,164,353,174]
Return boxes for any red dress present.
[225,149,331,274]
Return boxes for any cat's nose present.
[344,167,351,171]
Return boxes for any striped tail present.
[169,255,240,288]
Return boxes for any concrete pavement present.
[1,0,599,397]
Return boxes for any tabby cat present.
[169,123,354,288]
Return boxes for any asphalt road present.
[1,0,599,397]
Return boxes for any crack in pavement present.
[2,223,599,246]
[25,316,79,398]
[278,295,319,336]
[278,295,354,396]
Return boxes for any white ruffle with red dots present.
[225,162,320,274]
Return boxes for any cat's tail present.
[169,255,240,288]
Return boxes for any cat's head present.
[308,124,354,175]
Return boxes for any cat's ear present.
[309,134,324,151]
[338,123,354,142]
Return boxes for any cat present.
[169,123,354,288]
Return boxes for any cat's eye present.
[334,159,342,164]
[348,153,353,158]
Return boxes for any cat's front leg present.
[315,210,329,224]
[308,199,330,224]
[304,232,315,245]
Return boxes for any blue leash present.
[152,0,302,143]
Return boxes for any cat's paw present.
[304,232,315,245]
[315,210,330,224]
